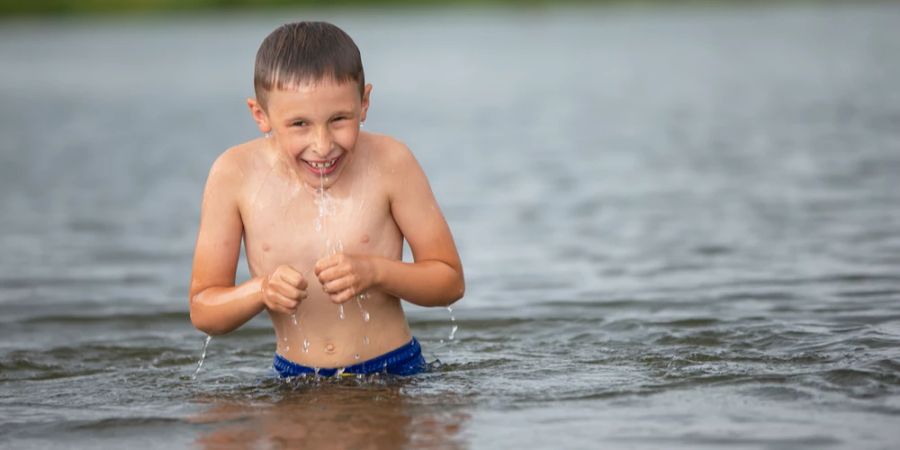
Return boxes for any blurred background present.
[1,1,899,449]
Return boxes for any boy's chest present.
[239,183,401,274]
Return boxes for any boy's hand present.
[314,254,376,304]
[261,265,308,314]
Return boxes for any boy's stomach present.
[268,290,413,369]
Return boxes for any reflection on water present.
[191,379,469,450]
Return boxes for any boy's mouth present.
[301,153,343,176]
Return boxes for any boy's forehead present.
[278,76,358,93]
[266,78,360,113]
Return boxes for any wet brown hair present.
[254,21,365,109]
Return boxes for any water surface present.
[1,3,900,449]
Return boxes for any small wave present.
[68,416,183,431]
[22,310,187,325]
[0,273,159,289]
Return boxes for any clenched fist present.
[314,254,376,304]
[261,265,308,314]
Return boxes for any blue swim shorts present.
[273,337,426,378]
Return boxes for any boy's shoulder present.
[201,139,270,205]
[206,138,273,188]
[211,139,262,173]
[360,131,419,170]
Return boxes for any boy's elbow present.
[448,273,465,305]
[189,298,229,336]
[190,313,229,336]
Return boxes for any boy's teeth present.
[310,159,336,169]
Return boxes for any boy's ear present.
[360,84,373,123]
[247,97,272,134]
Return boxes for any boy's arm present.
[190,151,309,335]
[188,151,266,336]
[190,152,264,335]
[316,142,464,307]
[379,144,464,306]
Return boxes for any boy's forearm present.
[370,257,464,307]
[189,277,266,335]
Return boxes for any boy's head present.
[247,21,373,189]
[253,21,365,110]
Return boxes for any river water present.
[1,3,899,449]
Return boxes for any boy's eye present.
[291,121,307,127]
[332,117,347,122]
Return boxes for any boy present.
[188,22,464,378]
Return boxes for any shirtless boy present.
[188,22,464,378]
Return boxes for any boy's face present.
[249,79,371,189]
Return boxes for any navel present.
[324,343,336,354]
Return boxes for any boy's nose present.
[311,128,333,158]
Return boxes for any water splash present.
[318,170,326,219]
[314,170,346,321]
[336,367,345,378]
[314,170,330,235]
[191,335,212,380]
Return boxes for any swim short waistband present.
[273,337,426,378]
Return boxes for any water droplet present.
[291,313,298,326]
[356,295,370,322]
[336,240,344,253]
[338,304,345,320]
[363,336,369,345]
[446,305,458,341]
[303,339,310,352]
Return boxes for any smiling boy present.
[188,22,464,377]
